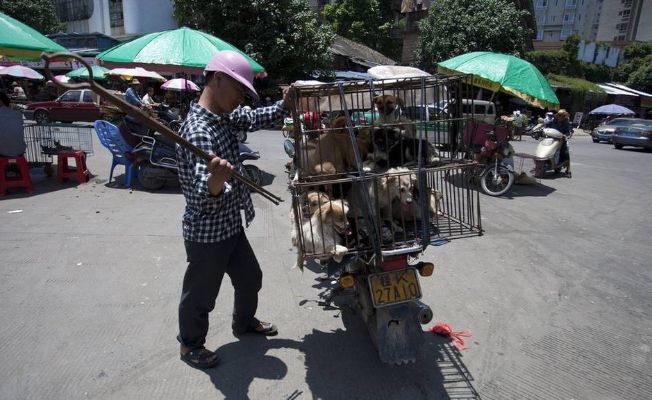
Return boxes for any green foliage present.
[414,0,532,71]
[524,50,570,76]
[627,60,652,92]
[562,34,581,62]
[525,35,616,84]
[622,41,652,61]
[547,74,604,93]
[173,0,334,82]
[0,0,65,34]
[322,0,401,60]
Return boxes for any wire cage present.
[24,123,95,167]
[288,76,482,263]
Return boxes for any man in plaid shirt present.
[176,50,289,369]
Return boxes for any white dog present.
[291,200,350,263]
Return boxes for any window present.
[82,91,94,103]
[536,29,544,40]
[560,28,573,39]
[537,15,546,24]
[563,13,575,23]
[617,22,628,32]
[536,0,548,9]
[109,0,124,28]
[565,0,577,7]
[59,91,80,102]
[53,0,94,22]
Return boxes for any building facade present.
[52,0,177,38]
[533,0,652,49]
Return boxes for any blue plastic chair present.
[93,120,138,187]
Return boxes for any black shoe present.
[180,347,220,370]
[233,319,278,337]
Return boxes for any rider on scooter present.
[549,109,572,177]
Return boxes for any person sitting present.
[543,111,555,127]
[125,79,145,107]
[550,109,572,177]
[11,82,27,101]
[142,87,159,108]
[0,92,27,157]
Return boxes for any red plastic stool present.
[0,155,33,196]
[57,150,90,184]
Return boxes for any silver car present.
[591,118,643,143]
[612,119,652,150]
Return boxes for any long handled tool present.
[41,52,283,205]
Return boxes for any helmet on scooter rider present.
[204,50,258,100]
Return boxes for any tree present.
[173,0,334,82]
[614,42,652,88]
[0,0,65,34]
[414,0,532,71]
[322,0,400,60]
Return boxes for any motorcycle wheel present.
[138,163,166,190]
[243,164,263,187]
[480,166,514,196]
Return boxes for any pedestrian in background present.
[0,92,26,157]
[175,50,291,370]
[124,79,144,107]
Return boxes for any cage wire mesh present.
[288,75,482,262]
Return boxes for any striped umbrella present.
[0,65,44,80]
[161,78,200,92]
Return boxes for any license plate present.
[368,268,422,307]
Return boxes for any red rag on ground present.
[429,323,471,351]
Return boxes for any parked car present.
[591,118,644,143]
[611,119,652,150]
[23,89,102,124]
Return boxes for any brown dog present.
[373,94,416,138]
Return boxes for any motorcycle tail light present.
[381,255,408,271]
[339,275,355,289]
[418,262,435,277]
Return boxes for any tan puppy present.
[291,200,350,263]
[290,191,330,246]
[330,116,372,167]
[373,95,416,138]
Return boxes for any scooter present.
[532,124,572,178]
[474,130,515,196]
[124,117,264,190]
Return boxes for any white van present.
[460,99,496,125]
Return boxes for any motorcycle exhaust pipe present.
[415,301,433,325]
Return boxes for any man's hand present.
[207,154,234,196]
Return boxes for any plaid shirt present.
[176,101,288,243]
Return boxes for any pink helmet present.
[205,50,258,100]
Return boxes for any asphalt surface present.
[0,129,650,399]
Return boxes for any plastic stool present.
[0,155,33,195]
[57,150,90,184]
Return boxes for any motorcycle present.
[123,117,263,189]
[474,129,515,196]
[531,124,572,178]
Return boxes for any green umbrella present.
[66,64,110,81]
[96,27,265,75]
[438,52,559,109]
[0,12,67,59]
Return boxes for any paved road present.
[0,130,650,399]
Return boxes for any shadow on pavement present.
[205,338,300,400]
[504,182,556,198]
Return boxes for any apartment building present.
[534,0,651,49]
[52,0,177,38]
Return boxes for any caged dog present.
[392,178,443,223]
[373,94,416,138]
[291,198,351,263]
[290,191,330,246]
[301,117,372,175]
[348,167,415,233]
[364,127,440,171]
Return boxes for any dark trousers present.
[178,231,262,350]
